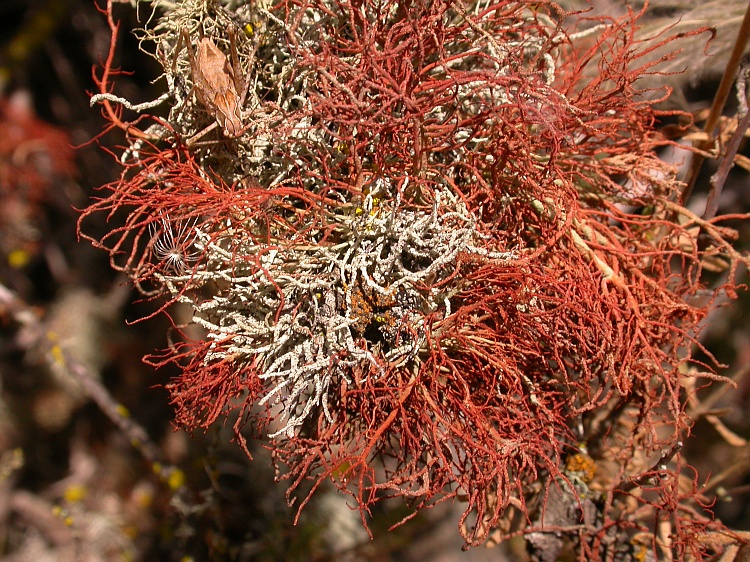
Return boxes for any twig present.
[0,282,184,491]
[689,363,750,418]
[615,442,683,495]
[704,67,750,220]
[90,91,171,112]
[704,444,750,494]
[681,0,750,203]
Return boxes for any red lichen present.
[80,0,749,557]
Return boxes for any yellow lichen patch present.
[52,505,74,526]
[50,344,65,366]
[166,467,186,490]
[63,484,87,503]
[7,248,32,268]
[374,310,397,330]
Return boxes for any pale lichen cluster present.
[100,0,573,182]
[158,186,513,437]
[95,0,561,437]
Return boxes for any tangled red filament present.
[80,0,749,558]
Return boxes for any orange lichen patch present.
[348,283,374,333]
[347,281,397,334]
[565,452,597,484]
